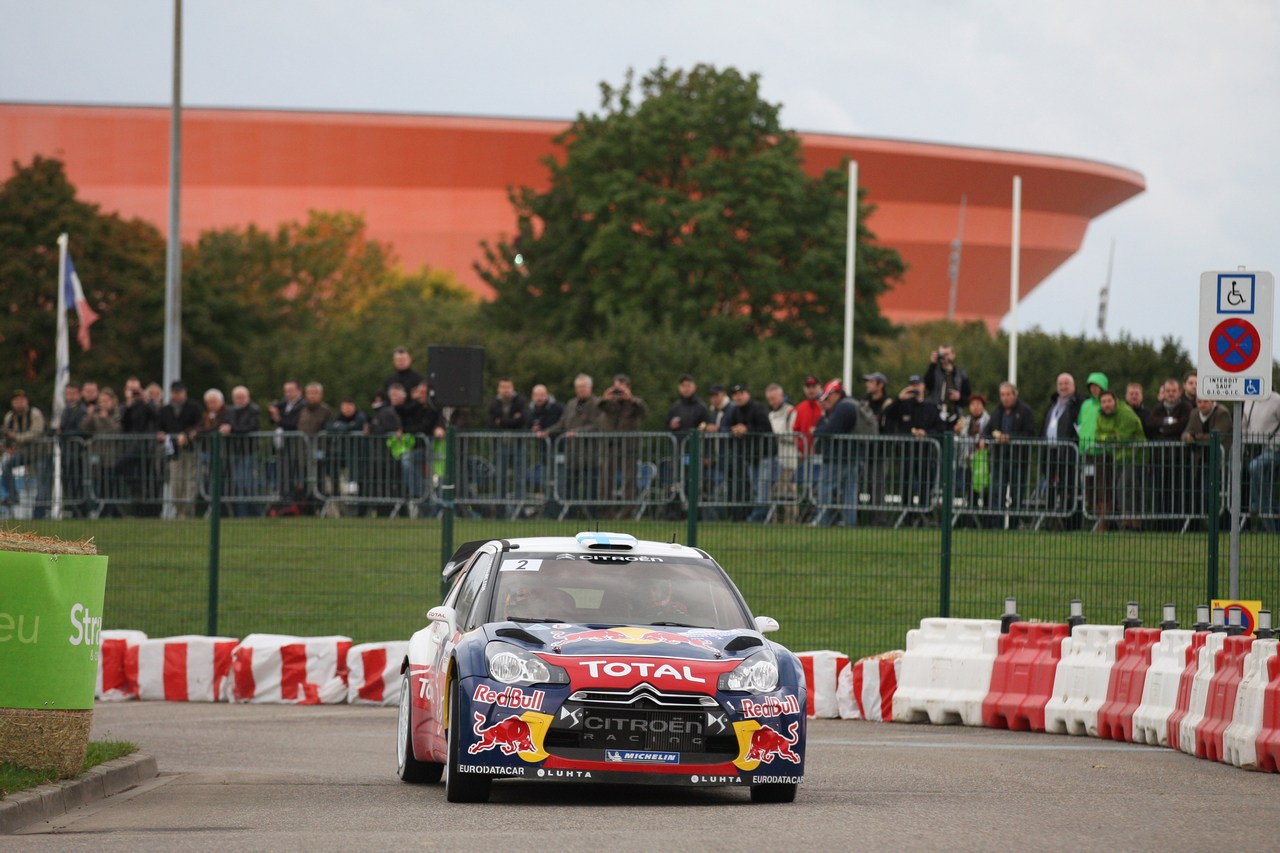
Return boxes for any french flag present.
[64,253,100,350]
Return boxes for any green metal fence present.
[10,429,1278,659]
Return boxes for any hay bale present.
[0,532,100,778]
[0,528,97,556]
[0,708,92,778]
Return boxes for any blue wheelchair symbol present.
[1245,379,1261,396]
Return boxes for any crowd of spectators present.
[4,342,1279,530]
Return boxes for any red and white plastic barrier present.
[229,634,352,704]
[838,651,903,721]
[796,650,850,718]
[97,629,147,701]
[136,635,238,702]
[1131,629,1196,747]
[1255,650,1280,772]
[893,618,1001,726]
[346,641,409,705]
[1044,625,1123,737]
[981,622,1069,733]
[1175,632,1228,756]
[1222,639,1279,770]
[1096,627,1163,743]
[1196,635,1256,762]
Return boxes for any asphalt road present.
[8,703,1278,852]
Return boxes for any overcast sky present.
[2,0,1277,355]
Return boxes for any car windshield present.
[488,553,754,631]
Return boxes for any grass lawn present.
[0,741,138,799]
[13,516,1277,659]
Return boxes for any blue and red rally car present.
[396,532,806,803]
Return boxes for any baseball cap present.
[803,375,820,386]
[708,383,726,394]
[730,383,748,394]
[907,374,924,384]
[862,371,888,384]
[819,380,844,401]
[170,380,186,393]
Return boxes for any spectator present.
[1244,392,1280,531]
[81,381,100,412]
[1,390,48,517]
[198,388,232,514]
[859,371,891,514]
[1126,383,1151,434]
[980,382,1036,527]
[955,393,991,510]
[325,397,370,515]
[119,378,160,513]
[226,386,264,518]
[200,388,232,433]
[384,346,425,398]
[812,380,859,527]
[366,386,406,511]
[702,384,734,433]
[724,384,771,520]
[1093,389,1146,531]
[83,387,122,511]
[861,372,891,431]
[1145,378,1192,524]
[270,380,307,507]
[403,382,446,515]
[924,344,972,424]
[1041,373,1083,518]
[527,383,563,503]
[541,373,603,516]
[1183,396,1232,517]
[156,381,203,519]
[1076,372,1108,451]
[599,374,649,516]
[762,383,798,520]
[791,375,824,454]
[389,382,430,513]
[56,382,90,513]
[1183,371,1198,407]
[488,377,531,514]
[145,382,164,409]
[698,383,734,515]
[298,382,334,435]
[883,374,945,514]
[667,374,710,434]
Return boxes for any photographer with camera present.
[924,345,972,425]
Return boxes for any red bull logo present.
[637,630,714,650]
[469,714,535,756]
[552,628,630,644]
[472,684,545,711]
[741,694,801,719]
[744,722,801,764]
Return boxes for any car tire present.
[445,680,492,803]
[397,673,444,784]
[750,782,797,804]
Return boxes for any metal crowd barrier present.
[6,428,1272,529]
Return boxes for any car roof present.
[502,531,707,560]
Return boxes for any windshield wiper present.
[506,617,561,624]
[645,621,709,629]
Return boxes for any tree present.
[0,156,166,404]
[477,63,904,354]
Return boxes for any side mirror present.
[428,605,457,635]
[754,615,779,634]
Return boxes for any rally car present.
[396,531,806,803]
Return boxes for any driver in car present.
[639,577,689,623]
[503,580,573,621]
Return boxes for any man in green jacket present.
[1093,388,1145,530]
[1077,371,1109,453]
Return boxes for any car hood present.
[486,622,767,660]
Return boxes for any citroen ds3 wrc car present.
[396,531,806,803]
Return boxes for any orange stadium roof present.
[0,103,1144,327]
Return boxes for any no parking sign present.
[1211,599,1263,633]
[1198,271,1274,400]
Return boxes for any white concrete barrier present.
[136,635,238,702]
[893,618,1001,726]
[1043,625,1123,737]
[1131,629,1196,747]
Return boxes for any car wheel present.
[445,680,492,803]
[750,782,797,804]
[397,673,443,783]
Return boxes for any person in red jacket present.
[791,376,824,456]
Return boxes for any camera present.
[609,387,624,396]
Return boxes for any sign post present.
[1198,269,1275,598]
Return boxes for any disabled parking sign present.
[1198,271,1274,400]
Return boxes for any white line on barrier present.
[811,739,1165,752]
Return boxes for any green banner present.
[0,552,108,710]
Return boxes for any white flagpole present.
[1008,176,1022,386]
[843,160,858,390]
[53,233,70,520]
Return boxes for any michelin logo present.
[606,750,679,764]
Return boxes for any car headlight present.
[485,643,569,687]
[717,651,779,693]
